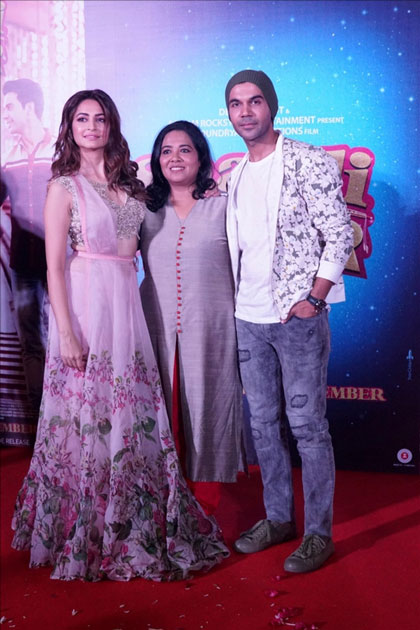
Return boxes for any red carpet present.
[1,447,419,630]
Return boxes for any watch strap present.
[306,294,327,313]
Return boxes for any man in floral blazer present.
[225,70,353,573]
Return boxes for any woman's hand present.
[204,186,223,198]
[59,331,87,371]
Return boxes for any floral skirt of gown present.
[11,253,229,581]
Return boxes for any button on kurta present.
[175,227,186,333]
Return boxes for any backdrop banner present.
[1,0,418,473]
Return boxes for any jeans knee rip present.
[293,424,331,445]
[291,394,308,408]
[238,349,251,362]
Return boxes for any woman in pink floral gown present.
[11,89,228,582]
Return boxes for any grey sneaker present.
[283,534,334,573]
[233,519,296,554]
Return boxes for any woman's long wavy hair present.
[146,121,216,212]
[51,89,145,200]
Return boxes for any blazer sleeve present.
[297,145,354,281]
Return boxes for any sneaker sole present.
[283,548,334,573]
[233,531,297,554]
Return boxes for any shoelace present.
[294,535,325,558]
[244,521,268,540]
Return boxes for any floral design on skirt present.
[12,350,229,582]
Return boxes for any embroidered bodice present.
[54,175,145,247]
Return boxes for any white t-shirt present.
[235,151,280,323]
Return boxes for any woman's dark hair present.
[51,89,145,200]
[146,120,216,212]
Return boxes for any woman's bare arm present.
[44,181,86,371]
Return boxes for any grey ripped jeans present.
[236,311,334,538]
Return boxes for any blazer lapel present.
[266,133,285,259]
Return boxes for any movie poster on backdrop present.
[1,1,418,474]
[0,0,85,445]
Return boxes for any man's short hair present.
[3,78,44,119]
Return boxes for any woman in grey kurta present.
[140,121,244,489]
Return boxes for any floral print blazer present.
[226,132,354,320]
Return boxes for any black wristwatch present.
[306,294,327,314]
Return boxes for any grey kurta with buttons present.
[139,195,245,482]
